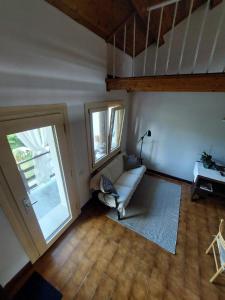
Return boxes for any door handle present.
[22,198,31,213]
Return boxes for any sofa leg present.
[117,209,121,220]
[114,196,121,220]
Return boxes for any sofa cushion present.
[100,175,118,196]
[98,184,131,209]
[98,193,117,208]
[90,152,125,191]
[127,165,146,177]
[107,156,123,183]
[123,154,141,171]
[114,184,131,203]
[90,168,112,190]
[116,173,140,188]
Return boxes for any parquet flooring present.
[9,175,225,299]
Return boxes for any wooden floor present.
[9,175,225,300]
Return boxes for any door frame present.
[0,104,81,263]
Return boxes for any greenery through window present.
[7,133,34,183]
[88,104,125,169]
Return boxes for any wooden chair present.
[206,219,225,283]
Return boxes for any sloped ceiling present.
[46,0,221,56]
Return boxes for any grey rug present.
[107,175,181,254]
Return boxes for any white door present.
[0,113,79,256]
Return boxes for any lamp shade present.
[147,130,151,137]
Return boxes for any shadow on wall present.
[1,19,107,94]
[66,103,91,206]
[142,140,158,169]
[127,102,158,168]
[2,29,106,71]
[0,71,105,92]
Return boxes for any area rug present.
[107,175,181,254]
[13,272,62,300]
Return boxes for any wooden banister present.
[106,73,225,92]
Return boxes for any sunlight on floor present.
[31,177,70,241]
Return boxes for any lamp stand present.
[139,136,144,165]
[138,130,151,165]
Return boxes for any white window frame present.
[85,100,125,171]
[109,106,125,153]
[89,106,109,165]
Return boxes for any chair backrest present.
[90,152,125,191]
[218,219,225,249]
[215,219,225,268]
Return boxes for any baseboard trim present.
[4,262,33,295]
[147,168,192,185]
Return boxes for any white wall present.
[134,1,225,76]
[0,0,129,286]
[127,92,225,181]
[107,44,133,77]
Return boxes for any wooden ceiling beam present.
[106,73,225,92]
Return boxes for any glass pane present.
[110,109,124,151]
[7,126,71,242]
[91,110,107,163]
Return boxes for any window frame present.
[108,106,125,154]
[89,106,109,165]
[85,100,125,171]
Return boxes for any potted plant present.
[201,152,215,169]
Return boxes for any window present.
[90,108,108,163]
[86,101,125,170]
[109,107,124,152]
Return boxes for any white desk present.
[193,162,225,183]
[192,161,225,200]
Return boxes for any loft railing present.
[17,151,54,191]
[112,13,137,78]
[110,0,225,78]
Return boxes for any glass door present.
[0,114,77,255]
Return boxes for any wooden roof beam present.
[106,73,225,92]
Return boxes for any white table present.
[192,161,225,200]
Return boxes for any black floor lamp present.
[138,130,151,165]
